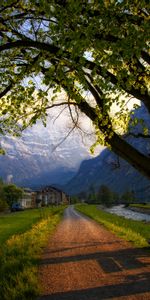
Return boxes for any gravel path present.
[38,206,150,300]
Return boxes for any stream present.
[103,205,150,222]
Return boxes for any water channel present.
[103,205,150,222]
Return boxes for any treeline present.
[0,179,23,212]
[72,185,136,207]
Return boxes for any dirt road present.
[38,206,150,300]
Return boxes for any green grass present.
[75,204,150,248]
[130,203,150,209]
[0,208,48,245]
[0,206,66,300]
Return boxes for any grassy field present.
[76,204,150,248]
[0,208,49,245]
[130,203,150,209]
[0,206,66,300]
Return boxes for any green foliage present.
[3,184,23,207]
[97,185,114,206]
[77,191,87,201]
[0,181,23,209]
[86,184,118,206]
[87,184,97,203]
[121,190,136,205]
[70,196,80,204]
[0,179,9,211]
[0,148,5,155]
[130,203,150,209]
[0,1,150,177]
[0,179,6,201]
[76,204,150,247]
[0,199,8,212]
[112,191,120,203]
[0,208,42,245]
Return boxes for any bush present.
[0,199,9,212]
[3,184,23,207]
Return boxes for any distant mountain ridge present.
[64,148,150,200]
[0,118,91,187]
[64,106,150,201]
[0,105,150,199]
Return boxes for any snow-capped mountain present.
[0,116,92,187]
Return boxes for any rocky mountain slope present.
[1,104,149,199]
[0,118,91,187]
[65,106,150,201]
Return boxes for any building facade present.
[35,186,70,207]
[19,188,36,208]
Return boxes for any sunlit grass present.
[0,206,66,300]
[130,203,150,209]
[0,208,50,245]
[75,204,150,248]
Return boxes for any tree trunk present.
[109,132,150,179]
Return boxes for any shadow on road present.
[38,246,150,299]
[38,207,150,300]
[38,274,150,300]
[39,245,150,273]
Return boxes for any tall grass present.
[76,204,150,248]
[0,206,65,300]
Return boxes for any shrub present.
[0,199,9,212]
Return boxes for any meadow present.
[76,204,150,248]
[0,208,49,245]
[130,203,150,209]
[0,206,65,300]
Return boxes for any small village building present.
[18,186,70,209]
[35,186,70,207]
[19,188,36,208]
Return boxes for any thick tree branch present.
[84,58,150,112]
[0,1,19,13]
[141,50,150,65]
[77,97,150,179]
[0,39,149,111]
[45,101,76,110]
[58,76,150,179]
[0,53,41,99]
[0,82,13,98]
[0,40,60,55]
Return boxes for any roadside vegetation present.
[75,204,150,248]
[0,208,51,245]
[77,184,136,207]
[0,206,65,300]
[0,179,23,212]
[130,203,150,209]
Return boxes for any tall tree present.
[3,184,23,207]
[98,184,114,206]
[0,1,150,177]
[121,190,136,205]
